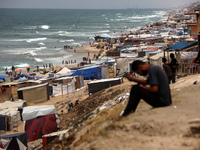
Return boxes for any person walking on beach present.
[169,53,179,83]
[116,60,172,121]
[162,58,172,84]
[11,65,15,72]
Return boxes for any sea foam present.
[34,58,44,62]
[26,37,47,43]
[15,63,30,68]
[38,42,45,45]
[40,25,50,29]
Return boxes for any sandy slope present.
[67,75,200,150]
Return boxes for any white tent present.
[55,67,72,77]
[0,101,25,130]
[22,105,57,121]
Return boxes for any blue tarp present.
[15,74,34,80]
[34,76,45,79]
[169,42,189,50]
[0,75,9,80]
[71,66,102,80]
[182,41,197,50]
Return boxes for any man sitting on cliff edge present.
[117,60,172,121]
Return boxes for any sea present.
[0,8,168,73]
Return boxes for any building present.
[187,21,197,38]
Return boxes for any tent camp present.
[0,132,28,150]
[22,105,59,142]
[0,101,25,131]
[17,83,49,104]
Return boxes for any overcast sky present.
[0,0,198,9]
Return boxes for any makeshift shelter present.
[22,105,59,142]
[15,74,34,80]
[53,77,76,96]
[181,41,198,51]
[0,101,25,131]
[0,75,9,81]
[87,78,122,94]
[71,65,102,80]
[54,67,72,77]
[116,57,148,75]
[0,82,20,101]
[0,132,28,150]
[168,42,189,50]
[17,83,49,104]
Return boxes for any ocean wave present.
[34,58,44,62]
[59,39,74,43]
[97,30,110,33]
[63,55,73,58]
[22,47,46,56]
[3,66,12,70]
[39,25,50,29]
[129,20,142,23]
[23,26,37,30]
[35,47,47,50]
[26,37,47,43]
[54,48,62,51]
[15,63,30,68]
[38,42,45,45]
[23,51,37,56]
[128,15,157,19]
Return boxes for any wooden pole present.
[197,11,200,54]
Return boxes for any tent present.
[181,41,198,51]
[0,132,27,149]
[71,65,102,80]
[168,42,189,50]
[0,75,9,80]
[0,101,25,131]
[22,105,59,142]
[17,83,49,104]
[15,74,34,80]
[55,67,72,77]
[87,78,121,94]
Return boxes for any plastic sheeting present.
[116,57,148,74]
[25,114,57,142]
[22,105,57,121]
[53,78,76,96]
[55,67,73,77]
